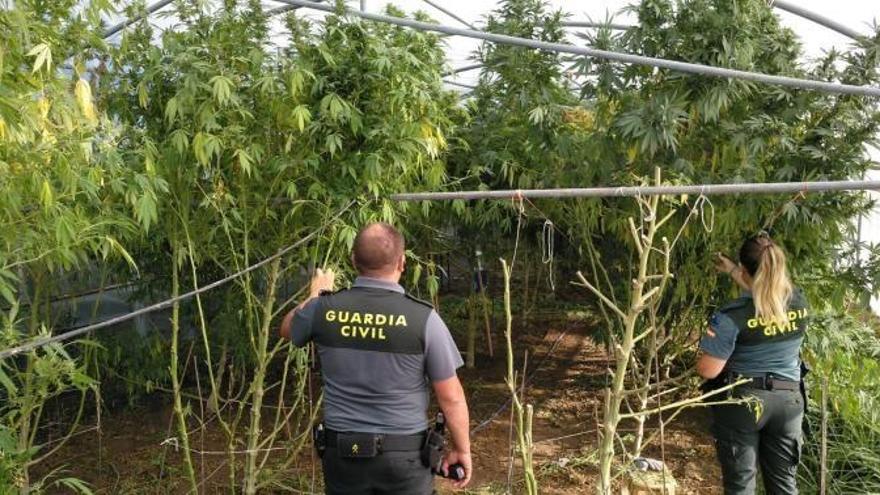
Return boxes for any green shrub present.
[801,312,880,493]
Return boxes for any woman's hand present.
[714,253,738,275]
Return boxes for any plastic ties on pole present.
[695,194,715,233]
[510,193,526,271]
[541,219,556,292]
[160,437,180,452]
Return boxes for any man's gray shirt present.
[291,276,463,434]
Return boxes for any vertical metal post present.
[360,0,365,11]
[820,377,828,495]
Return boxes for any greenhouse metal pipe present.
[390,179,880,202]
[770,0,863,41]
[0,201,354,360]
[421,0,477,31]
[443,63,483,76]
[103,0,175,38]
[444,79,477,90]
[266,0,326,18]
[558,21,631,30]
[275,0,880,98]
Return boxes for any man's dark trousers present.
[321,445,433,495]
[712,387,804,495]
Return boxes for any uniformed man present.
[279,222,472,494]
[697,233,809,495]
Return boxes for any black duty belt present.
[325,429,426,452]
[740,375,800,391]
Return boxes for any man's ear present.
[398,254,406,272]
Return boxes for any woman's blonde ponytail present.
[739,234,793,326]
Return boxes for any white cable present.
[541,220,556,292]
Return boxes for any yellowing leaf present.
[40,179,54,210]
[292,105,311,132]
[27,42,52,74]
[235,148,252,176]
[137,80,150,108]
[75,78,98,125]
[165,96,179,124]
[626,146,638,163]
[37,98,51,119]
[420,122,433,140]
[210,75,233,106]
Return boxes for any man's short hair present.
[352,223,405,275]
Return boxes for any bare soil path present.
[38,311,723,493]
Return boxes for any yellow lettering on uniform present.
[378,328,386,340]
[326,310,336,322]
[376,314,387,325]
[364,314,374,325]
[358,327,370,338]
[395,315,408,327]
[788,311,798,321]
[764,326,777,337]
[340,325,351,337]
[338,311,349,323]
[747,319,758,329]
[350,312,362,324]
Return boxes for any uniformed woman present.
[697,232,809,495]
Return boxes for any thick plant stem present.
[501,259,537,495]
[18,278,42,495]
[590,174,663,495]
[243,258,282,495]
[169,252,199,494]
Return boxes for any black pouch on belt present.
[421,428,444,471]
[313,423,326,458]
[337,433,380,458]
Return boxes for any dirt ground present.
[36,308,723,494]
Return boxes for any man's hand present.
[309,268,335,298]
[280,268,335,341]
[442,449,472,489]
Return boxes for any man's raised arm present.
[279,268,335,342]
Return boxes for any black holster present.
[421,426,444,472]
[800,360,811,438]
[313,423,326,458]
[700,372,732,398]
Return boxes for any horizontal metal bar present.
[274,0,880,98]
[771,0,864,40]
[103,0,175,38]
[443,63,483,76]
[443,79,477,90]
[422,0,476,30]
[559,21,631,30]
[390,180,880,201]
